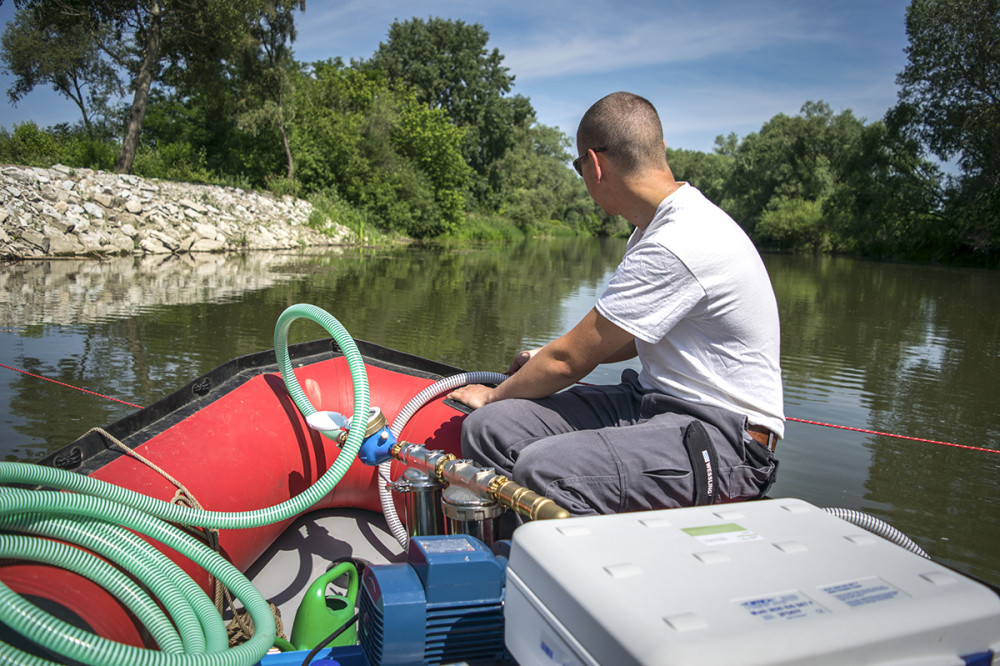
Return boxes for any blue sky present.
[0,0,913,153]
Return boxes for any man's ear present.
[591,148,604,183]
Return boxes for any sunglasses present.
[573,147,607,176]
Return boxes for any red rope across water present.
[785,416,998,455]
[0,362,145,409]
[2,361,996,455]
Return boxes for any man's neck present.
[620,174,683,231]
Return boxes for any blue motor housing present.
[358,535,508,666]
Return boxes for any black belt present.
[748,425,778,452]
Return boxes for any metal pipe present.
[390,441,570,521]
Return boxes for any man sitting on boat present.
[448,91,783,518]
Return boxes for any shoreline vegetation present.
[1,8,996,267]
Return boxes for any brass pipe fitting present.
[489,477,570,521]
[433,453,457,484]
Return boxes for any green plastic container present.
[289,561,359,650]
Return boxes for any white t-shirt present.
[596,183,785,437]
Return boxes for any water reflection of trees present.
[770,254,1000,583]
[4,238,627,457]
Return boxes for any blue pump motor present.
[357,534,508,666]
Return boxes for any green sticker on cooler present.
[683,523,763,545]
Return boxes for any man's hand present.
[447,383,494,409]
[449,347,540,409]
[450,309,634,408]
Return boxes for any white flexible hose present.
[823,507,930,558]
[381,372,509,549]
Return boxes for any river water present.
[2,239,998,586]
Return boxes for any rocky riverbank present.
[0,164,353,259]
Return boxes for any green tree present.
[364,17,531,204]
[1,6,121,135]
[825,115,945,259]
[725,101,864,248]
[233,0,303,182]
[665,142,734,212]
[895,0,1000,259]
[492,119,604,236]
[290,60,469,237]
[9,0,285,174]
[755,196,826,251]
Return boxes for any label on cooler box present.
[737,591,830,622]
[820,577,905,608]
[682,522,764,546]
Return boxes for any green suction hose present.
[0,304,371,665]
[0,489,271,665]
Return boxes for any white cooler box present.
[504,498,1000,666]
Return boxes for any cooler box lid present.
[504,498,1000,666]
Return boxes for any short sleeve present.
[596,243,706,343]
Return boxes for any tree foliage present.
[701,100,948,259]
[826,115,945,259]
[725,102,859,235]
[233,1,304,181]
[364,17,532,205]
[665,142,734,212]
[3,7,997,261]
[290,60,470,237]
[493,120,608,236]
[895,0,1000,257]
[6,0,288,173]
[1,6,121,135]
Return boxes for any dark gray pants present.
[461,370,778,516]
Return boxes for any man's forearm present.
[488,345,586,402]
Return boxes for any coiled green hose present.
[0,304,370,665]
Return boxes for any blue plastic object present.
[257,644,366,666]
[357,535,508,666]
[357,425,396,466]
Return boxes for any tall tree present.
[364,17,531,203]
[825,116,944,259]
[895,0,1000,257]
[234,0,303,181]
[290,60,470,237]
[1,6,121,134]
[9,0,285,174]
[726,101,863,237]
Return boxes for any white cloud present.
[498,4,821,81]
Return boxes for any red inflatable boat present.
[1,335,477,657]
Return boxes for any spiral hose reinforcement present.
[0,304,371,666]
